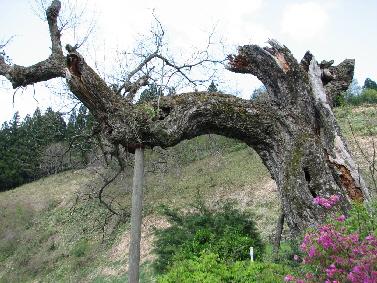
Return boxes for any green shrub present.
[153,201,264,273]
[157,252,292,283]
[345,88,377,105]
[157,252,228,283]
[263,240,302,268]
[230,260,294,282]
[344,199,377,238]
[177,226,256,264]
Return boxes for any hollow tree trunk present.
[61,44,371,234]
[0,1,370,236]
[224,42,370,234]
[128,147,145,283]
[62,42,370,236]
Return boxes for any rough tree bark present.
[0,1,371,236]
[273,210,285,256]
[128,147,145,283]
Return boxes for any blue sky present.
[1,0,376,123]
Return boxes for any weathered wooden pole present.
[128,147,145,283]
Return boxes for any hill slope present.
[0,105,376,282]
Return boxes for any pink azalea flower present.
[336,215,346,222]
[294,199,377,283]
[313,196,336,208]
[308,246,316,258]
[284,274,294,282]
[326,263,337,278]
[313,197,322,205]
[329,195,340,204]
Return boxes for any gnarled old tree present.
[0,0,371,236]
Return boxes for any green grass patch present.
[335,105,377,136]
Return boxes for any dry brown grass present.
[0,169,91,212]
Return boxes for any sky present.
[1,0,376,123]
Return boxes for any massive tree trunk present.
[0,1,371,236]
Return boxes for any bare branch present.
[116,51,223,98]
[116,51,158,95]
[97,167,123,216]
[0,36,15,50]
[112,18,224,99]
[0,1,65,88]
[124,75,149,101]
[46,0,63,56]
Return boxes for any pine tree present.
[363,78,377,90]
[138,83,161,103]
[207,81,218,92]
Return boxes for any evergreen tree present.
[167,86,176,96]
[72,105,93,165]
[0,105,96,191]
[66,108,77,139]
[0,113,26,189]
[346,79,362,97]
[207,81,218,92]
[0,108,73,191]
[42,107,66,143]
[138,83,161,103]
[363,78,377,90]
[251,85,267,99]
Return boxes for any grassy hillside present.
[335,105,377,188]
[0,105,375,282]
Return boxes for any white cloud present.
[281,2,328,40]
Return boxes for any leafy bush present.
[230,260,295,283]
[175,226,256,264]
[344,88,377,106]
[157,252,228,283]
[157,252,292,283]
[153,201,264,273]
[344,200,377,238]
[285,196,377,283]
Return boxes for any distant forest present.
[0,83,166,191]
[0,105,93,191]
